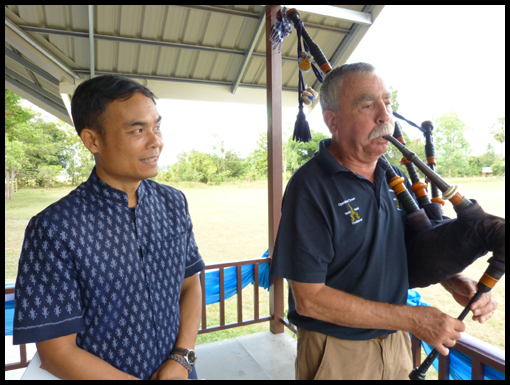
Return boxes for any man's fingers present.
[436,345,450,356]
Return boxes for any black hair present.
[71,75,157,137]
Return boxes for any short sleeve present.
[182,195,205,278]
[270,191,334,283]
[13,214,84,345]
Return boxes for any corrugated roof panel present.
[45,5,68,29]
[68,5,88,31]
[225,55,244,83]
[182,9,207,45]
[34,72,60,96]
[137,44,158,75]
[164,7,187,42]
[201,12,225,47]
[206,52,228,81]
[155,46,176,77]
[96,39,114,72]
[140,6,166,40]
[339,5,366,12]
[5,52,62,104]
[7,4,380,113]
[95,5,117,35]
[119,5,142,38]
[5,53,30,80]
[232,16,253,49]
[15,5,42,26]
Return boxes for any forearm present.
[295,284,416,333]
[174,273,202,350]
[38,342,139,380]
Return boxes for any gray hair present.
[319,62,376,114]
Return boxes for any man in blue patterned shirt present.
[13,75,205,380]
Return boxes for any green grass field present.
[5,177,505,360]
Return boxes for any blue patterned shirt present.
[13,167,205,379]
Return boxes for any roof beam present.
[231,10,265,95]
[5,18,80,82]
[283,5,372,25]
[5,67,64,107]
[5,72,72,125]
[175,5,350,34]
[88,5,95,79]
[5,46,60,86]
[310,5,384,98]
[74,69,299,92]
[21,26,248,56]
[20,25,307,63]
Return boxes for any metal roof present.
[5,5,385,125]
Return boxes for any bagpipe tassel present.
[293,105,311,143]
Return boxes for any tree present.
[247,132,268,179]
[490,117,505,156]
[212,133,226,174]
[433,111,471,177]
[384,123,427,175]
[288,129,329,171]
[223,150,245,179]
[390,85,399,113]
[5,90,33,198]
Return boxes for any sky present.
[23,5,505,166]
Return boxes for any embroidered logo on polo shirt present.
[388,188,403,211]
[338,198,363,225]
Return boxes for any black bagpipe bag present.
[405,200,505,289]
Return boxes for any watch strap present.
[171,347,190,357]
[172,348,196,364]
[168,354,192,373]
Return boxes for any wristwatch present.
[169,347,197,372]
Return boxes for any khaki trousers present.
[295,328,413,380]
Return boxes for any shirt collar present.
[315,138,390,178]
[85,166,146,207]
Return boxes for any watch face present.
[187,350,197,365]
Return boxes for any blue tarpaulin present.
[5,300,14,336]
[5,283,14,337]
[198,249,270,306]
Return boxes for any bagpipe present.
[383,121,505,380]
[271,7,506,380]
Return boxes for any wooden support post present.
[266,4,284,334]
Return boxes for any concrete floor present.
[195,331,297,380]
[5,336,37,380]
[5,331,297,380]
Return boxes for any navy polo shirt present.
[13,167,205,379]
[270,138,413,341]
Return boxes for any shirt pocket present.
[167,231,188,266]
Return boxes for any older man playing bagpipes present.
[269,62,504,380]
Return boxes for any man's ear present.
[323,110,339,135]
[80,128,103,155]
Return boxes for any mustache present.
[369,122,394,140]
